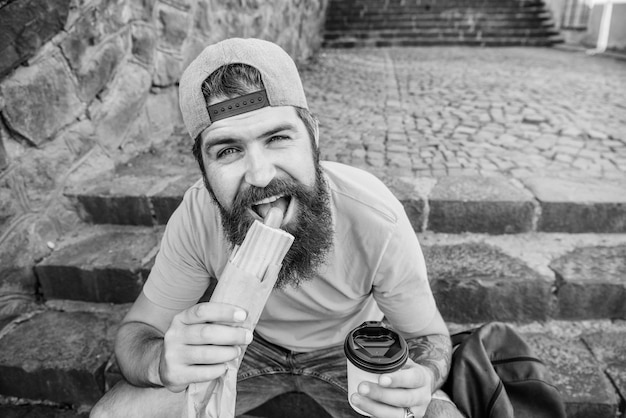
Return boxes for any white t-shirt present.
[143,161,437,352]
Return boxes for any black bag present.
[443,322,567,418]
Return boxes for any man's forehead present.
[200,105,302,143]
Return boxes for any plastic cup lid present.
[344,321,408,373]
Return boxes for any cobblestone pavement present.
[300,47,626,182]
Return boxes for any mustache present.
[232,178,309,209]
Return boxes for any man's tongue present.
[254,196,289,220]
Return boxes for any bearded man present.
[91,38,462,418]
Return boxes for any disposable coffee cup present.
[344,321,409,416]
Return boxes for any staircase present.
[0,128,625,416]
[323,0,564,47]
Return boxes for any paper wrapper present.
[184,220,294,418]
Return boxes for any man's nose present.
[244,148,276,188]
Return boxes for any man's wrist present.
[415,361,437,393]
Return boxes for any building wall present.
[584,2,626,50]
[0,0,328,319]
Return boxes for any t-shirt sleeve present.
[372,207,437,337]
[142,190,213,311]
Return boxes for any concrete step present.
[65,146,626,234]
[420,231,626,322]
[326,9,552,20]
[35,224,163,304]
[324,28,561,41]
[328,0,546,11]
[324,0,560,48]
[323,36,564,47]
[0,302,128,410]
[0,303,623,417]
[33,222,626,323]
[325,18,557,31]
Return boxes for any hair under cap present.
[179,38,308,140]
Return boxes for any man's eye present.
[269,135,289,143]
[216,148,239,159]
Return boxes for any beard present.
[204,164,334,289]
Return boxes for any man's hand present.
[158,302,252,393]
[350,359,434,418]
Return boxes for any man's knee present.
[89,380,184,418]
[424,399,466,418]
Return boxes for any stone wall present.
[0,0,328,319]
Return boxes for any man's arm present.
[406,332,452,392]
[115,291,250,393]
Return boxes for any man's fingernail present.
[245,330,253,344]
[234,310,247,322]
[380,375,392,386]
[358,384,369,395]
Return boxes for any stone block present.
[523,332,619,418]
[0,310,120,405]
[0,135,7,172]
[428,176,536,234]
[156,2,191,50]
[423,242,553,323]
[65,145,115,187]
[0,215,60,319]
[0,404,88,418]
[35,225,162,303]
[383,176,435,232]
[0,0,70,77]
[153,49,183,87]
[0,179,19,234]
[90,62,151,151]
[131,23,157,66]
[61,30,128,103]
[523,177,626,233]
[151,173,199,224]
[10,134,92,211]
[550,245,626,320]
[582,329,626,402]
[144,86,183,139]
[0,50,85,145]
[66,179,154,226]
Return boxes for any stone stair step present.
[326,9,551,19]
[67,170,626,235]
[1,307,622,417]
[324,28,560,41]
[0,304,128,407]
[33,220,626,323]
[325,19,557,31]
[389,175,626,234]
[328,1,545,11]
[35,224,164,304]
[323,35,563,47]
[324,0,560,47]
[420,231,626,323]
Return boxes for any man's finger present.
[183,344,241,365]
[179,302,247,325]
[379,361,430,389]
[180,323,253,345]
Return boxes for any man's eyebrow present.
[204,123,298,151]
[204,137,238,151]
[259,124,297,138]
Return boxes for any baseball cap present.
[179,38,309,140]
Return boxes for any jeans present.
[235,333,457,418]
[235,332,358,417]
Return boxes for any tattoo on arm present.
[406,334,452,392]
